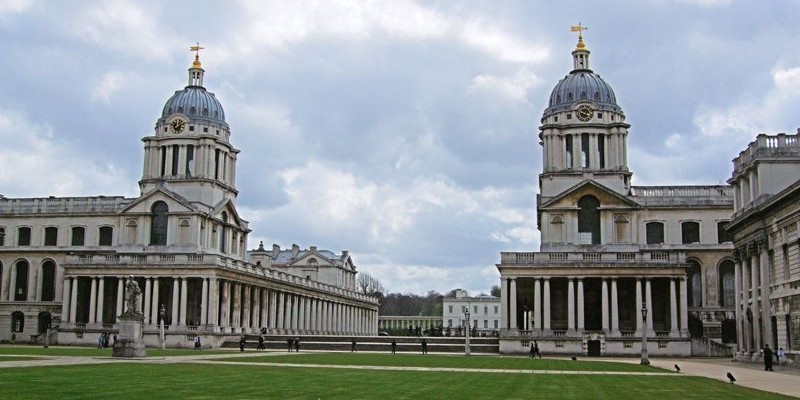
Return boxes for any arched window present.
[578,195,601,244]
[150,201,169,246]
[71,226,85,246]
[44,227,58,246]
[220,212,228,253]
[11,311,24,332]
[718,260,735,307]
[17,227,31,246]
[98,226,113,246]
[687,260,702,307]
[37,312,52,334]
[14,260,29,301]
[646,222,664,244]
[681,221,700,244]
[41,260,56,302]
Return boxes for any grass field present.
[0,346,232,357]
[0,348,792,399]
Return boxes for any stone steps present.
[222,335,499,354]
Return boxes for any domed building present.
[0,50,378,347]
[496,30,736,357]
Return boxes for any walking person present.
[391,339,397,354]
[351,340,357,353]
[294,337,300,352]
[194,336,202,350]
[778,347,785,366]
[239,334,246,352]
[532,340,541,358]
[764,344,774,371]
[287,338,293,352]
[257,334,265,351]
[421,338,428,355]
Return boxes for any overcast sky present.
[2,0,799,296]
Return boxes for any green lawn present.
[217,352,664,372]
[0,362,790,400]
[0,356,42,362]
[0,345,233,357]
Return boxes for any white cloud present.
[675,0,731,6]
[0,0,34,19]
[460,20,549,64]
[91,71,124,103]
[469,68,541,102]
[0,109,135,197]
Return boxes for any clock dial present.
[577,105,592,122]
[170,119,186,133]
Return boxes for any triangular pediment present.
[120,188,198,214]
[541,180,640,209]
[210,199,250,231]
[287,251,336,267]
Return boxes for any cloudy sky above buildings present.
[1,0,799,295]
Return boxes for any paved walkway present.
[0,351,798,398]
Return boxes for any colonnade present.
[502,276,689,337]
[735,240,773,352]
[378,317,440,331]
[60,275,378,336]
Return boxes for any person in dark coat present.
[239,334,246,352]
[257,334,265,351]
[421,338,428,354]
[287,338,293,352]
[391,339,397,354]
[531,340,541,358]
[351,340,357,352]
[294,337,300,352]
[764,344,774,371]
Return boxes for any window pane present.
[18,227,31,246]
[717,221,733,243]
[44,227,58,246]
[99,226,113,246]
[646,222,664,245]
[71,227,85,246]
[682,222,700,244]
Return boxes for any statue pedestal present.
[113,313,147,358]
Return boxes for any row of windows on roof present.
[0,226,113,247]
[167,106,219,118]
[555,91,611,103]
[447,305,499,314]
[162,125,221,135]
[644,221,733,245]
[446,319,498,329]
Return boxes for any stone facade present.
[496,34,735,356]
[727,132,800,361]
[0,53,378,347]
[442,290,500,335]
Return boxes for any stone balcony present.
[500,251,685,265]
[0,195,131,214]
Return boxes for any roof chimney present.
[291,244,300,257]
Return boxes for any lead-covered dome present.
[161,87,226,125]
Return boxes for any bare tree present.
[357,272,385,297]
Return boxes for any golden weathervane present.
[190,42,204,68]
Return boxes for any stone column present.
[151,278,160,326]
[269,290,277,331]
[645,279,654,336]
[89,277,98,324]
[242,284,251,331]
[8,264,17,302]
[144,278,152,325]
[735,260,744,350]
[741,260,751,351]
[543,279,551,331]
[291,294,299,331]
[303,296,311,331]
[760,247,773,347]
[220,280,230,330]
[116,278,124,322]
[231,282,241,329]
[577,278,585,331]
[96,278,105,325]
[277,292,285,331]
[533,279,541,330]
[601,278,609,332]
[567,279,575,332]
[171,278,180,327]
[61,278,71,322]
[670,279,678,336]
[679,278,689,336]
[611,279,619,335]
[70,277,79,323]
[750,253,761,348]
[180,277,188,326]
[321,301,328,334]
[510,278,518,329]
[200,278,208,326]
[500,278,508,329]
[635,278,643,335]
[208,278,218,328]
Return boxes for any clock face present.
[170,119,186,133]
[577,105,593,122]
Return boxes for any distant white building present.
[249,243,357,291]
[442,289,500,335]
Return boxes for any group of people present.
[238,334,269,351]
[286,337,301,352]
[762,344,786,371]
[97,332,116,349]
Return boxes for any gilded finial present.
[570,23,588,50]
[190,42,205,68]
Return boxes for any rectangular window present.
[473,306,478,313]
[71,226,85,246]
[0,227,4,246]
[565,136,573,168]
[44,227,58,246]
[484,320,488,328]
[98,226,113,246]
[214,149,220,180]
[448,319,452,327]
[484,306,488,314]
[494,306,498,314]
[171,144,179,176]
[646,222,664,245]
[581,133,590,167]
[185,144,195,176]
[566,113,572,120]
[17,227,31,246]
[160,147,167,176]
[717,221,733,243]
[448,305,452,313]
[682,221,700,244]
[598,135,605,169]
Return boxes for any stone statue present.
[125,277,142,315]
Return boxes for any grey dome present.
[545,71,620,114]
[161,86,226,125]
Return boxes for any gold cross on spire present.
[570,23,588,50]
[190,42,204,68]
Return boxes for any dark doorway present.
[37,312,52,334]
[721,319,737,344]
[587,340,601,356]
[583,279,602,331]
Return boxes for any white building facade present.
[0,52,378,347]
[442,289,500,335]
[496,33,735,356]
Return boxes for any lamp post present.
[159,304,166,350]
[640,301,650,365]
[464,310,471,356]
